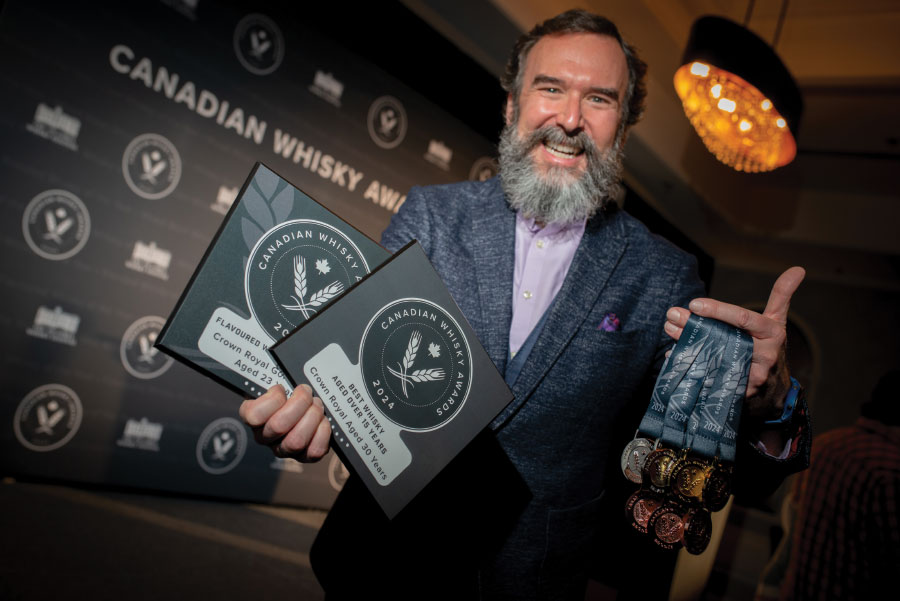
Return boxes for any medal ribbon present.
[639,315,753,461]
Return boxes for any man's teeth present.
[544,142,582,158]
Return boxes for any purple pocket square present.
[598,313,620,332]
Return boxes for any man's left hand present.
[664,266,806,418]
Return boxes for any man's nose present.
[555,95,583,133]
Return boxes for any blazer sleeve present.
[381,186,433,255]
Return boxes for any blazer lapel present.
[469,180,515,374]
[492,210,628,429]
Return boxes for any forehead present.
[522,33,629,97]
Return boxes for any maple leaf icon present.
[428,342,441,358]
[315,258,331,275]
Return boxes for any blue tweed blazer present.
[311,178,806,599]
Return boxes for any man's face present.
[506,32,629,182]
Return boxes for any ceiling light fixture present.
[673,0,803,172]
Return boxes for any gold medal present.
[642,447,678,492]
[670,457,711,505]
[702,462,733,511]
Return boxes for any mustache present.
[520,125,600,160]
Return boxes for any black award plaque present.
[270,242,513,518]
[157,162,390,397]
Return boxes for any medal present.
[642,447,678,492]
[670,456,710,505]
[648,501,685,550]
[621,436,654,484]
[702,462,733,511]
[625,491,662,534]
[682,507,713,555]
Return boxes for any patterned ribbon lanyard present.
[684,323,753,462]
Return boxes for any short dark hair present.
[501,9,648,131]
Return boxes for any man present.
[240,10,809,599]
[773,370,899,601]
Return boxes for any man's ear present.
[504,94,515,126]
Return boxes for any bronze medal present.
[642,447,678,492]
[621,437,654,484]
[682,507,713,555]
[670,457,710,505]
[702,462,733,511]
[625,491,662,534]
[648,502,685,550]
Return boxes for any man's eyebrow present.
[530,74,565,87]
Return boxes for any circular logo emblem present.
[360,299,472,431]
[367,95,407,149]
[196,417,248,475]
[469,156,498,182]
[233,13,284,75]
[327,454,350,491]
[122,133,181,199]
[120,315,173,379]
[22,189,90,261]
[245,220,371,341]
[13,384,83,452]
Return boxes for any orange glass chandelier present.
[673,15,803,172]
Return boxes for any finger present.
[762,266,805,324]
[687,299,781,340]
[304,417,333,461]
[663,319,683,342]
[260,384,314,442]
[280,401,326,456]
[239,384,287,427]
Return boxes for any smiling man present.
[240,10,810,599]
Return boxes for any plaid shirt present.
[780,417,900,600]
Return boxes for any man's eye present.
[541,87,560,94]
[589,95,610,104]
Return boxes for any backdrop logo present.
[233,13,284,75]
[14,384,83,452]
[424,139,453,171]
[327,453,350,491]
[469,156,498,182]
[116,417,163,451]
[120,316,173,379]
[360,299,472,431]
[309,70,344,107]
[212,185,238,215]
[26,305,80,346]
[22,189,90,261]
[245,220,370,340]
[367,96,407,149]
[125,240,171,280]
[196,417,247,474]
[26,103,81,151]
[122,133,182,199]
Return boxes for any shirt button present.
[523,290,533,299]
[536,240,545,249]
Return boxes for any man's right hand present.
[239,384,332,462]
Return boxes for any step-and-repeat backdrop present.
[0,0,499,507]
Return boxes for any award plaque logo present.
[14,384,83,452]
[233,13,284,75]
[360,299,472,431]
[120,316,174,379]
[245,220,371,341]
[122,133,182,200]
[22,189,91,261]
[469,156,498,182]
[327,453,350,491]
[367,95,407,149]
[196,417,248,475]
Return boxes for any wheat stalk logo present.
[281,254,344,319]
[386,330,445,398]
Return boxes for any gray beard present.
[498,121,623,224]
